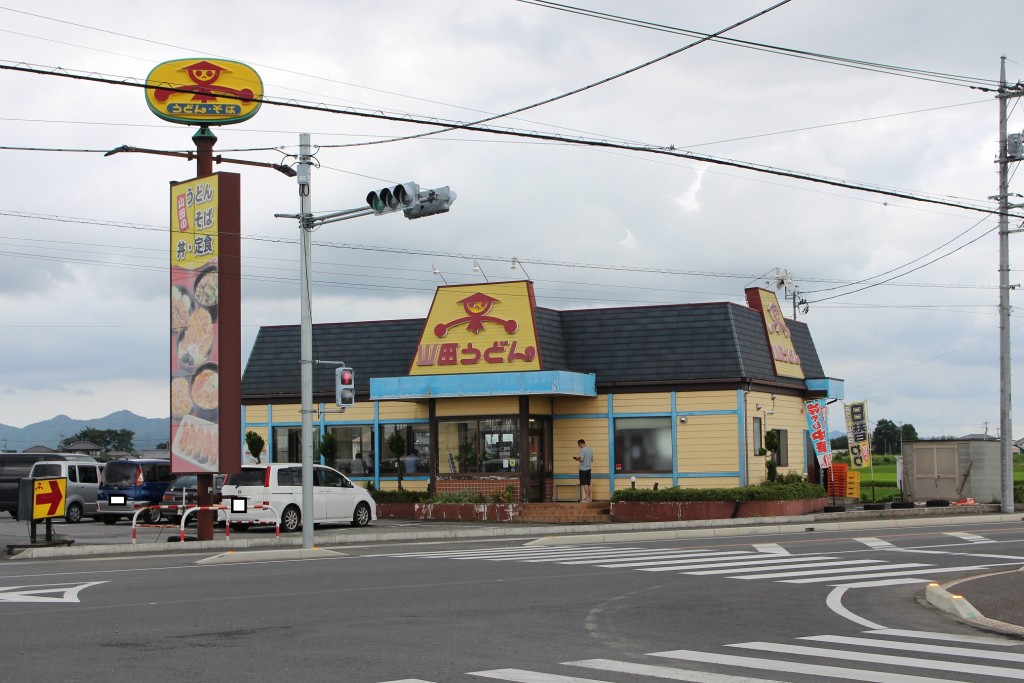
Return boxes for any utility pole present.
[298,133,315,549]
[996,56,1022,514]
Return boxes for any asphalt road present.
[1,519,1022,682]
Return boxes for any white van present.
[28,460,103,523]
[220,463,376,533]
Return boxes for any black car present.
[161,474,226,523]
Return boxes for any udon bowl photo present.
[189,362,219,418]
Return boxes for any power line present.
[1,62,1017,219]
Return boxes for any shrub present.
[367,485,431,504]
[1015,483,1024,504]
[429,489,488,504]
[612,480,826,503]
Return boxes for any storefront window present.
[614,417,672,473]
[322,425,374,476]
[438,418,519,474]
[273,426,303,464]
[380,423,431,476]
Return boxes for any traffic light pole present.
[298,133,315,549]
[277,136,456,550]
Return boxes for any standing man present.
[574,438,594,502]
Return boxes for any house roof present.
[241,301,827,401]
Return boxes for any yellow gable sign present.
[146,58,263,125]
[745,287,804,379]
[411,281,541,375]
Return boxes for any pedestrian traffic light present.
[365,182,419,215]
[336,367,355,407]
[403,186,456,219]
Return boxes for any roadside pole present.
[298,133,315,550]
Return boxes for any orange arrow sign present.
[35,480,64,517]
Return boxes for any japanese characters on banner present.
[170,176,222,474]
[844,401,871,468]
[410,281,542,375]
[145,58,263,126]
[804,398,833,469]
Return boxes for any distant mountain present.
[0,411,170,452]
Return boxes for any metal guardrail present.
[130,503,283,544]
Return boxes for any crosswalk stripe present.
[599,553,821,570]
[800,635,1024,662]
[467,668,611,682]
[728,641,1024,679]
[687,559,896,576]
[567,658,789,682]
[855,537,898,550]
[650,648,961,683]
[753,543,790,555]
[780,563,994,584]
[560,551,755,566]
[866,628,1019,646]
[944,531,995,544]
[530,549,741,564]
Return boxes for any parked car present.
[0,452,99,519]
[220,463,376,533]
[96,459,175,524]
[161,474,226,523]
[28,460,103,523]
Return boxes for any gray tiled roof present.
[241,302,827,399]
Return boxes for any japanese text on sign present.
[805,399,833,469]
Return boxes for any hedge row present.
[611,480,827,503]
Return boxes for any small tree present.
[245,430,265,463]
[319,432,337,461]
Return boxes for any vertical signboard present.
[169,173,240,475]
[844,400,871,468]
[805,398,833,469]
[744,288,804,379]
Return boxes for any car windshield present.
[32,464,62,477]
[225,468,266,486]
[168,475,198,491]
[102,462,138,486]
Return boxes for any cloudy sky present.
[2,0,1023,447]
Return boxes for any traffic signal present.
[365,182,419,215]
[403,186,456,219]
[336,367,355,407]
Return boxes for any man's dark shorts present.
[579,469,592,485]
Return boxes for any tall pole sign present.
[147,57,260,539]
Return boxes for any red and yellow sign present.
[411,281,541,375]
[745,288,804,379]
[32,478,66,520]
[146,58,262,125]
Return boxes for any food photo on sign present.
[169,177,221,474]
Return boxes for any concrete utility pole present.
[298,133,315,549]
[996,56,1022,514]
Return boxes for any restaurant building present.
[239,282,843,502]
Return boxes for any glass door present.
[527,420,550,502]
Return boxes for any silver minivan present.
[28,460,103,523]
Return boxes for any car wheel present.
[891,501,915,509]
[101,516,119,525]
[140,508,162,524]
[351,502,371,527]
[230,522,248,532]
[280,505,301,533]
[167,515,182,525]
[65,502,83,524]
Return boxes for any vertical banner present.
[169,173,241,475]
[804,398,833,469]
[844,401,871,468]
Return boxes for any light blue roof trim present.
[370,371,597,400]
[805,377,844,400]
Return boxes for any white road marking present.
[944,531,995,544]
[651,648,962,683]
[854,537,898,550]
[780,564,994,584]
[752,543,789,555]
[468,669,611,682]
[568,658,789,681]
[867,628,1019,646]
[728,641,1024,679]
[800,634,1024,662]
[0,581,108,603]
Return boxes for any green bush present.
[612,480,826,503]
[365,483,431,504]
[1015,483,1024,504]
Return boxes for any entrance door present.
[527,424,550,502]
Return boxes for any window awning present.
[370,371,596,401]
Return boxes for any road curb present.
[7,511,1021,560]
[925,569,1024,637]
[196,547,345,564]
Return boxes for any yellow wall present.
[611,393,670,412]
[554,419,605,475]
[555,395,608,415]
[378,401,428,421]
[529,396,553,415]
[746,391,808,483]
[435,396,519,417]
[680,413,739,473]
